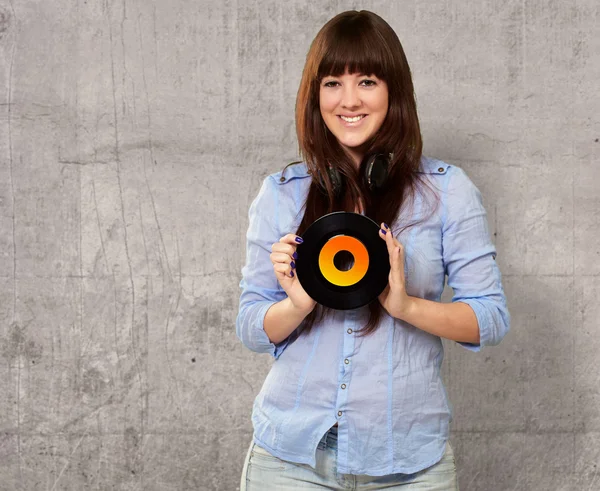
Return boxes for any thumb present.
[390,244,405,286]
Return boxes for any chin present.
[339,139,369,149]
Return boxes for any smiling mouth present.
[339,115,366,122]
[338,115,367,127]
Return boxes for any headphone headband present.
[316,152,391,199]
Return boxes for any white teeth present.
[340,115,365,123]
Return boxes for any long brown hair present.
[294,10,439,337]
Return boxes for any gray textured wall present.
[0,0,597,490]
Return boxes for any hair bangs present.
[316,22,390,82]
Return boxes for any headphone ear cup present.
[328,166,344,198]
[362,153,390,192]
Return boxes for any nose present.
[341,84,361,109]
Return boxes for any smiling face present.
[319,69,389,167]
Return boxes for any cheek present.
[319,92,337,113]
[368,89,388,112]
[373,103,388,125]
[375,94,388,112]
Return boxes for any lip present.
[337,114,367,127]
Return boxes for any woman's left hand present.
[377,223,412,319]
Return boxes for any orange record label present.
[318,235,369,287]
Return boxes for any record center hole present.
[333,250,355,272]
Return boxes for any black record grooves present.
[295,212,390,310]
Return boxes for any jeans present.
[240,425,459,490]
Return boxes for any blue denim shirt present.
[236,156,510,476]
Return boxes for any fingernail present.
[292,251,298,259]
[290,270,294,277]
[381,229,387,235]
[383,223,389,229]
[295,237,304,243]
[291,261,296,269]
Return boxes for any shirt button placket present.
[337,318,356,424]
[338,314,356,423]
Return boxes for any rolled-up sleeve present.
[236,175,291,359]
[441,166,511,352]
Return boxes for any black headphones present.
[316,152,391,199]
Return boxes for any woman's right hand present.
[270,234,317,314]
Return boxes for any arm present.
[435,166,510,351]
[263,297,313,345]
[236,176,300,359]
[388,167,510,349]
[398,297,480,344]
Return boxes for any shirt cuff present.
[251,301,291,359]
[454,298,492,352]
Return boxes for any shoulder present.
[269,160,312,185]
[417,157,484,220]
[418,155,475,189]
[417,155,452,176]
[251,161,311,207]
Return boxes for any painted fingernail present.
[295,237,304,243]
[381,229,387,235]
[291,261,296,269]
[383,223,389,229]
[290,270,294,277]
[292,251,298,260]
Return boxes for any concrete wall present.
[0,0,597,489]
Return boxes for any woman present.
[236,10,510,490]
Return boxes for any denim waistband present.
[319,424,338,449]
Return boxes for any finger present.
[379,222,395,257]
[377,222,402,248]
[379,223,403,255]
[273,262,294,278]
[378,222,388,243]
[378,223,405,285]
[391,245,401,272]
[271,242,298,258]
[280,233,304,245]
[270,251,294,266]
[391,245,405,286]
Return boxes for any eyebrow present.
[323,73,374,79]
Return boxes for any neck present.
[345,148,363,169]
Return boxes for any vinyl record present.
[295,212,390,310]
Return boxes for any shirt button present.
[347,328,352,334]
[338,411,342,416]
[344,359,349,364]
[341,384,346,389]
[438,167,445,173]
